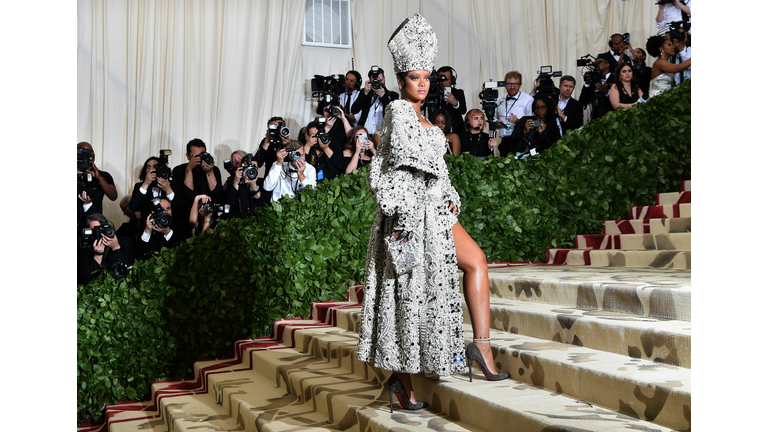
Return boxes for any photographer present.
[78,213,135,285]
[223,151,262,218]
[128,156,175,222]
[343,126,376,173]
[314,101,352,181]
[669,29,691,82]
[632,48,652,96]
[494,71,533,139]
[598,34,633,76]
[116,195,142,240]
[656,0,691,32]
[458,109,497,159]
[578,57,614,121]
[339,70,363,125]
[264,142,316,202]
[435,66,468,134]
[77,142,118,220]
[137,196,184,260]
[501,94,560,159]
[189,194,228,235]
[171,138,223,224]
[350,66,399,135]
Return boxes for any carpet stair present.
[546,181,692,270]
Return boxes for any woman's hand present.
[143,170,157,189]
[445,201,458,215]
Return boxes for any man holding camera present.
[77,142,118,221]
[598,34,633,76]
[494,71,534,139]
[350,66,399,135]
[137,196,185,259]
[579,57,614,121]
[656,0,691,32]
[78,213,135,285]
[436,66,468,134]
[264,142,317,202]
[669,29,691,83]
[171,138,223,225]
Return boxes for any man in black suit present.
[137,197,186,260]
[171,138,223,225]
[555,75,583,134]
[435,66,468,134]
[350,66,399,134]
[78,214,136,285]
[598,34,632,75]
[578,57,614,122]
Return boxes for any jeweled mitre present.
[387,13,438,74]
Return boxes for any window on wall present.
[303,0,351,48]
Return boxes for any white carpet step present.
[575,232,691,251]
[546,248,691,270]
[462,325,690,431]
[656,191,691,205]
[602,217,690,235]
[481,266,691,321]
[468,297,690,368]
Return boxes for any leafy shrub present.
[77,80,690,425]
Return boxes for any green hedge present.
[77,80,691,425]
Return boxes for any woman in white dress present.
[646,35,691,98]
[357,13,508,413]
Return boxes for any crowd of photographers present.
[78,8,691,284]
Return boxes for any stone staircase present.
[545,180,691,270]
[80,182,691,432]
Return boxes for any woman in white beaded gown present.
[646,35,691,98]
[356,13,509,413]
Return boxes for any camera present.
[577,55,603,86]
[150,197,173,228]
[284,148,302,164]
[107,260,131,279]
[201,201,230,216]
[197,151,214,165]
[268,123,291,148]
[478,81,505,132]
[311,74,345,109]
[534,65,562,97]
[241,153,259,180]
[156,149,173,180]
[79,221,117,248]
[369,66,382,90]
[77,147,92,170]
[77,172,98,197]
[668,20,691,35]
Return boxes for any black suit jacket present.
[350,87,399,128]
[598,50,631,75]
[438,87,468,134]
[559,97,583,134]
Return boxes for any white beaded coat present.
[357,98,465,377]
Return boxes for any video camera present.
[668,20,691,37]
[534,65,562,97]
[311,74,345,111]
[422,70,443,118]
[77,147,92,170]
[479,80,505,133]
[576,55,603,86]
[150,197,173,229]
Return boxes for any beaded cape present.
[356,99,465,377]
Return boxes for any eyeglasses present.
[534,105,547,111]
[505,82,521,87]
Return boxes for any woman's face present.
[305,127,318,146]
[619,65,633,83]
[399,70,431,103]
[662,40,676,57]
[533,100,547,120]
[434,114,447,131]
[467,110,485,130]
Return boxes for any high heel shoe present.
[465,339,510,382]
[387,374,427,413]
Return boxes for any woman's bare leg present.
[452,222,500,375]
[393,372,419,403]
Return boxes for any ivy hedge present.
[77,80,691,425]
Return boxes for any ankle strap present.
[473,337,491,343]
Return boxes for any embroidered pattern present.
[358,99,464,377]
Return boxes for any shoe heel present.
[389,386,394,413]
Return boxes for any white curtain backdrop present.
[78,0,661,224]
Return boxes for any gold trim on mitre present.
[387,13,438,74]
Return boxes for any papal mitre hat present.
[387,13,438,74]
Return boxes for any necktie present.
[344,93,351,114]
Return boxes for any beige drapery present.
[78,0,661,224]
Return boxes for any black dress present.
[458,132,491,158]
[619,87,640,104]
[499,116,560,157]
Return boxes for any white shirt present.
[679,46,691,81]
[556,96,570,135]
[263,161,317,202]
[339,90,361,124]
[494,91,534,138]
[364,96,385,135]
[656,1,691,31]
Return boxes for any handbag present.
[384,231,421,275]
